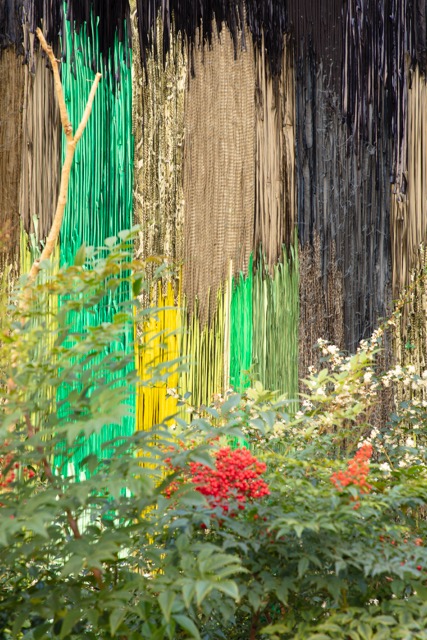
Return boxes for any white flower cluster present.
[381,365,427,390]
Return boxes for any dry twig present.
[28,28,102,282]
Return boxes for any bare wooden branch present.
[74,73,102,143]
[36,28,73,141]
[27,30,102,282]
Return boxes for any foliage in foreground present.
[1,232,427,639]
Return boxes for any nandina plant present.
[190,446,269,508]
[156,434,427,640]
[165,445,270,513]
[154,357,427,639]
[330,442,373,493]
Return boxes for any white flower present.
[272,422,285,436]
[358,438,372,448]
[326,344,340,355]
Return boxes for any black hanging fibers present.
[135,0,287,77]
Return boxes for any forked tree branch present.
[28,28,102,282]
[14,35,104,590]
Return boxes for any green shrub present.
[1,232,427,639]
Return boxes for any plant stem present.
[24,413,104,589]
[249,610,260,640]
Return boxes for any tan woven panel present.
[132,10,186,273]
[391,67,427,302]
[0,49,24,275]
[183,24,255,322]
[254,35,295,268]
[19,50,61,247]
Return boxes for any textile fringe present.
[57,14,134,469]
[391,67,427,304]
[135,0,286,77]
[132,13,186,295]
[252,245,299,400]
[136,281,181,430]
[297,63,391,352]
[298,234,344,382]
[183,22,255,321]
[254,34,295,268]
[180,288,226,409]
[230,247,299,400]
[0,48,24,277]
[230,256,253,391]
[20,49,61,249]
[393,246,427,406]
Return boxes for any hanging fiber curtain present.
[56,2,134,469]
[2,0,427,444]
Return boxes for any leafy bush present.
[1,232,427,639]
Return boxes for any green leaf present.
[298,557,309,578]
[373,616,396,626]
[133,276,144,297]
[195,580,213,606]
[247,589,262,611]
[357,621,373,640]
[74,244,86,266]
[173,614,201,640]
[275,578,294,605]
[158,591,176,623]
[260,623,290,635]
[217,580,239,601]
[110,609,126,636]
[182,583,195,609]
[12,611,31,639]
[373,629,392,640]
[60,554,84,577]
[33,622,52,639]
[221,394,242,414]
[60,609,83,639]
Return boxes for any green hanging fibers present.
[252,244,299,404]
[230,255,253,391]
[57,6,134,473]
[230,245,299,420]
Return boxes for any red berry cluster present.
[1,444,36,492]
[330,444,373,495]
[0,450,19,489]
[189,446,270,512]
